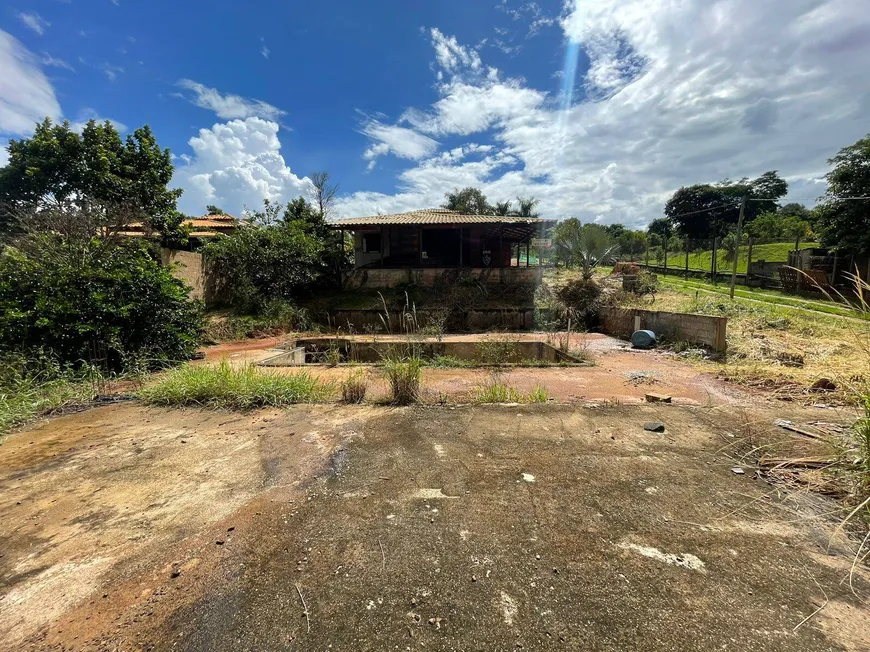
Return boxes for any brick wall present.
[598,306,727,352]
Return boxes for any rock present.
[810,378,837,392]
[731,467,745,475]
[643,422,666,433]
[644,393,672,403]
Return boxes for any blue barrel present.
[631,330,656,349]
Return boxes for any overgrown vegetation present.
[340,368,368,404]
[204,300,313,342]
[382,357,422,405]
[0,354,103,434]
[1,236,203,371]
[140,360,334,409]
[472,372,551,403]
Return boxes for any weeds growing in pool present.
[473,372,551,404]
[140,360,334,409]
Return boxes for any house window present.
[363,232,382,253]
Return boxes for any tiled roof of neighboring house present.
[123,214,238,237]
[329,208,557,228]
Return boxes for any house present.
[122,213,238,240]
[329,208,556,288]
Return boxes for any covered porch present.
[330,209,555,273]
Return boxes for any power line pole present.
[730,195,747,299]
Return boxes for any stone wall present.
[598,306,727,352]
[343,267,540,289]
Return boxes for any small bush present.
[555,278,603,330]
[475,337,519,365]
[140,360,334,409]
[474,381,521,403]
[382,358,422,405]
[527,385,551,403]
[427,355,473,369]
[341,369,367,404]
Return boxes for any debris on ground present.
[774,419,827,441]
[644,393,672,403]
[625,370,658,384]
[643,421,666,433]
[731,467,745,475]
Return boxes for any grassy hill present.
[642,242,817,274]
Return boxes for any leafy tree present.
[0,235,202,371]
[443,187,492,215]
[0,118,184,244]
[664,171,788,240]
[619,230,647,261]
[746,210,813,244]
[604,224,626,239]
[646,217,673,240]
[515,196,540,218]
[206,205,227,215]
[812,134,870,254]
[206,197,348,312]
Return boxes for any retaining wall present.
[343,267,539,289]
[326,308,535,332]
[598,306,727,352]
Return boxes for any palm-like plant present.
[516,196,540,218]
[494,200,512,216]
[553,221,620,279]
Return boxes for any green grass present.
[140,360,335,409]
[0,377,96,435]
[472,375,552,404]
[382,357,422,405]
[660,277,868,320]
[647,242,817,274]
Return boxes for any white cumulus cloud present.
[361,118,439,170]
[174,117,313,216]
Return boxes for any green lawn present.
[646,242,816,274]
[659,276,867,320]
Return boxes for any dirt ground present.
[2,395,869,650]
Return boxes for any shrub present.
[0,237,203,371]
[527,385,551,403]
[140,360,334,409]
[204,300,312,342]
[341,369,368,404]
[555,278,603,329]
[475,337,519,365]
[382,358,422,405]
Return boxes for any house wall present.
[598,306,727,352]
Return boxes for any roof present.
[329,208,556,228]
[123,213,237,237]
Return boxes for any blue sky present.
[2,0,870,224]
